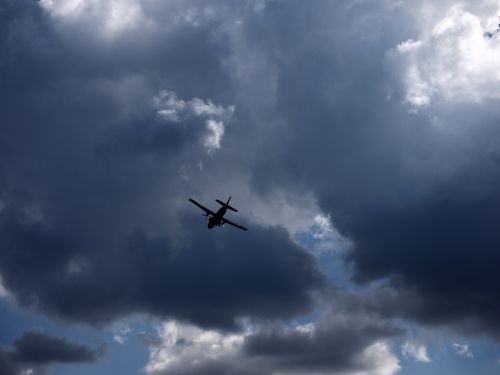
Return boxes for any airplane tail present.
[216,196,237,212]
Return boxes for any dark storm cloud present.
[243,313,402,373]
[3,0,499,363]
[150,358,263,375]
[0,349,17,375]
[0,200,324,328]
[0,0,325,331]
[0,331,102,375]
[237,0,500,337]
[10,330,104,364]
[96,115,193,158]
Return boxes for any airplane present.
[188,196,248,231]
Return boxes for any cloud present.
[0,202,324,328]
[2,5,500,375]
[144,320,246,374]
[145,313,402,375]
[242,313,402,375]
[0,331,103,375]
[232,0,500,339]
[0,349,18,375]
[39,0,148,39]
[97,90,233,157]
[10,331,104,364]
[204,120,225,152]
[0,0,325,331]
[113,323,132,345]
[452,342,473,358]
[390,4,500,108]
[0,276,8,298]
[401,341,431,363]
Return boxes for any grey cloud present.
[0,202,324,328]
[0,0,325,331]
[0,349,17,375]
[243,314,402,373]
[233,0,500,337]
[97,90,234,157]
[150,358,263,375]
[0,331,103,375]
[4,0,500,362]
[147,313,402,375]
[10,330,104,364]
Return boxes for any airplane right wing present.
[222,217,248,231]
[189,198,216,216]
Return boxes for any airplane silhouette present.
[189,196,248,231]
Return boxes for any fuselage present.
[208,206,227,229]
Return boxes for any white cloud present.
[401,341,431,363]
[190,98,230,117]
[204,120,225,152]
[144,318,400,375]
[244,190,321,235]
[153,90,234,154]
[452,342,474,358]
[302,213,352,254]
[144,320,246,374]
[113,323,132,345]
[391,4,500,108]
[39,0,149,38]
[154,91,187,122]
[312,213,334,240]
[217,188,352,254]
[355,341,401,375]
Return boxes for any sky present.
[1,0,500,374]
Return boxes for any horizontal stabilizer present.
[216,199,237,212]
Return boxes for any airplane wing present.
[189,198,216,216]
[222,217,248,231]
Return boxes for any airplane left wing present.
[222,217,248,231]
[189,198,216,216]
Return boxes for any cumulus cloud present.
[0,202,324,328]
[401,341,431,363]
[0,0,324,332]
[240,0,500,339]
[3,1,500,374]
[0,331,103,375]
[98,89,233,157]
[40,0,148,38]
[154,90,233,124]
[153,89,232,154]
[144,320,246,374]
[204,120,225,152]
[10,331,104,364]
[145,313,401,375]
[391,4,500,107]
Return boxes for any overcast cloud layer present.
[1,0,500,374]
